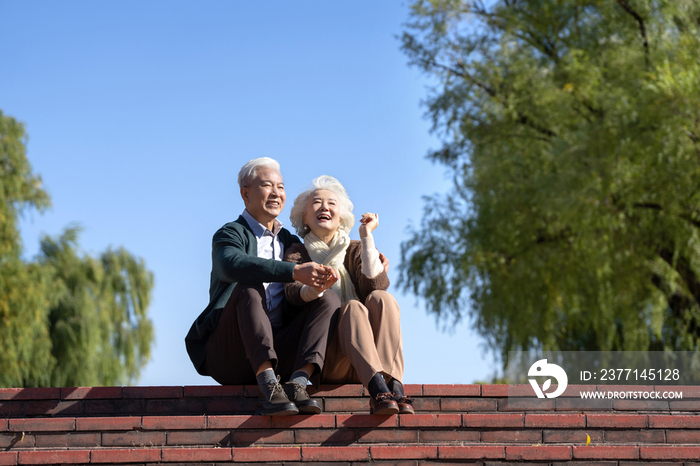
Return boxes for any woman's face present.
[303,189,341,241]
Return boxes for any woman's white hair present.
[237,157,281,188]
[290,175,355,238]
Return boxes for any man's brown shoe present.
[256,377,299,416]
[394,395,415,414]
[283,381,322,414]
[369,392,399,415]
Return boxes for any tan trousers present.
[322,290,404,387]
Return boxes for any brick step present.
[2,384,699,464]
[5,412,700,448]
[4,445,700,464]
[2,384,698,418]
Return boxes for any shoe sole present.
[370,406,399,415]
[255,403,299,416]
[295,401,322,415]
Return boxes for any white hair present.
[237,157,281,188]
[290,175,355,237]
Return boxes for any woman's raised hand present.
[359,213,379,238]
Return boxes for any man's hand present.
[293,262,338,288]
[379,252,389,274]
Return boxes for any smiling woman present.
[285,175,414,415]
[304,190,342,243]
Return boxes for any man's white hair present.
[237,157,281,188]
[290,175,355,238]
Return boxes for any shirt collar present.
[242,209,283,237]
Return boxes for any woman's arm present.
[358,212,386,278]
[284,244,338,306]
[360,232,384,278]
[284,244,314,307]
[346,241,390,301]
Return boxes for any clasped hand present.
[293,262,339,292]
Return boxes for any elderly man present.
[186,157,340,416]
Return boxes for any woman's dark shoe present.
[394,395,415,414]
[283,381,322,414]
[369,392,399,415]
[256,377,299,416]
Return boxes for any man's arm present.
[212,225,296,284]
[213,223,334,287]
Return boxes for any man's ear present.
[240,186,249,204]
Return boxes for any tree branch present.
[420,57,557,140]
[616,0,650,64]
[512,30,560,64]
[633,202,700,230]
[651,273,700,339]
[659,248,700,307]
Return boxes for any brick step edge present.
[2,384,699,418]
[3,384,699,400]
[7,412,700,431]
[3,445,700,464]
[5,413,700,452]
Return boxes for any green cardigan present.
[185,215,300,376]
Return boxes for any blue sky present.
[1,0,496,386]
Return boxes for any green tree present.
[399,0,700,365]
[0,110,154,387]
[0,110,54,387]
[39,227,154,387]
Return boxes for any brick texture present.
[526,414,585,428]
[233,446,301,462]
[76,416,141,431]
[2,384,700,465]
[398,414,461,428]
[336,414,397,428]
[439,446,505,460]
[18,449,90,465]
[573,446,640,460]
[160,447,232,462]
[0,452,16,466]
[587,414,647,428]
[506,446,572,461]
[302,446,369,462]
[463,413,524,427]
[356,428,418,443]
[91,448,161,463]
[371,445,438,460]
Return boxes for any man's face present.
[241,167,286,228]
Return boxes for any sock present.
[289,370,309,387]
[256,368,277,387]
[367,372,390,398]
[388,378,404,397]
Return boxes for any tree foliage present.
[399,0,700,364]
[0,110,154,387]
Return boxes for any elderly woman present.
[284,175,413,415]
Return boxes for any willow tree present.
[38,228,154,387]
[399,0,700,363]
[0,110,154,387]
[0,110,54,386]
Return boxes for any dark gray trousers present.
[204,283,340,385]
